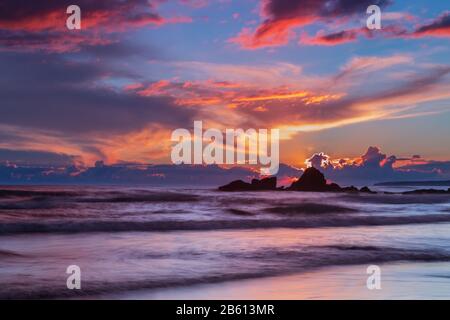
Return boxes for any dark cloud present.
[414,12,450,37]
[0,0,164,30]
[262,0,390,20]
[301,28,361,45]
[0,163,262,186]
[231,0,391,48]
[0,52,197,135]
[318,29,358,42]
[0,0,190,52]
[0,148,80,166]
[319,0,391,17]
[398,161,450,175]
[300,11,450,47]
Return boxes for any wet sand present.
[104,262,450,300]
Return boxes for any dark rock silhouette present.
[219,167,378,193]
[288,167,327,191]
[403,188,450,195]
[341,186,359,193]
[218,176,277,191]
[251,177,277,190]
[360,186,376,193]
[288,167,345,192]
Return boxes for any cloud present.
[304,146,450,185]
[300,28,362,46]
[398,160,450,176]
[140,55,450,134]
[306,152,330,168]
[412,11,450,38]
[2,146,450,186]
[0,52,196,132]
[0,0,191,52]
[229,1,450,48]
[299,11,450,47]
[2,45,450,166]
[334,54,413,81]
[0,0,171,32]
[0,148,81,167]
[0,162,263,186]
[229,0,391,49]
[0,52,200,164]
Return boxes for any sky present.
[1,0,450,183]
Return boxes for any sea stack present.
[288,167,341,192]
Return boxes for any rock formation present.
[218,176,277,191]
[219,167,375,193]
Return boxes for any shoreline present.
[99,261,450,300]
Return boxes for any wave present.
[0,189,79,198]
[340,194,450,204]
[2,213,450,235]
[0,249,25,258]
[0,197,65,210]
[265,203,357,215]
[1,244,449,299]
[227,208,255,216]
[0,190,200,210]
[78,191,199,203]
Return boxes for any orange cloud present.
[137,80,172,96]
[228,0,393,49]
[229,17,311,49]
[133,78,344,113]
[300,29,361,46]
[412,12,450,38]
[234,91,309,102]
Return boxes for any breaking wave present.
[1,244,449,299]
[2,213,450,235]
[265,203,357,215]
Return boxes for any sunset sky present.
[1,0,450,172]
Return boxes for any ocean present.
[0,185,449,299]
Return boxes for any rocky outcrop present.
[403,188,450,195]
[360,186,376,194]
[218,167,376,193]
[287,167,341,192]
[218,176,277,191]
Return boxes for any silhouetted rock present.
[218,180,250,191]
[251,177,277,190]
[403,188,450,195]
[328,183,343,192]
[218,176,277,191]
[360,186,376,194]
[218,168,380,194]
[342,186,359,192]
[288,167,342,192]
[289,167,326,190]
